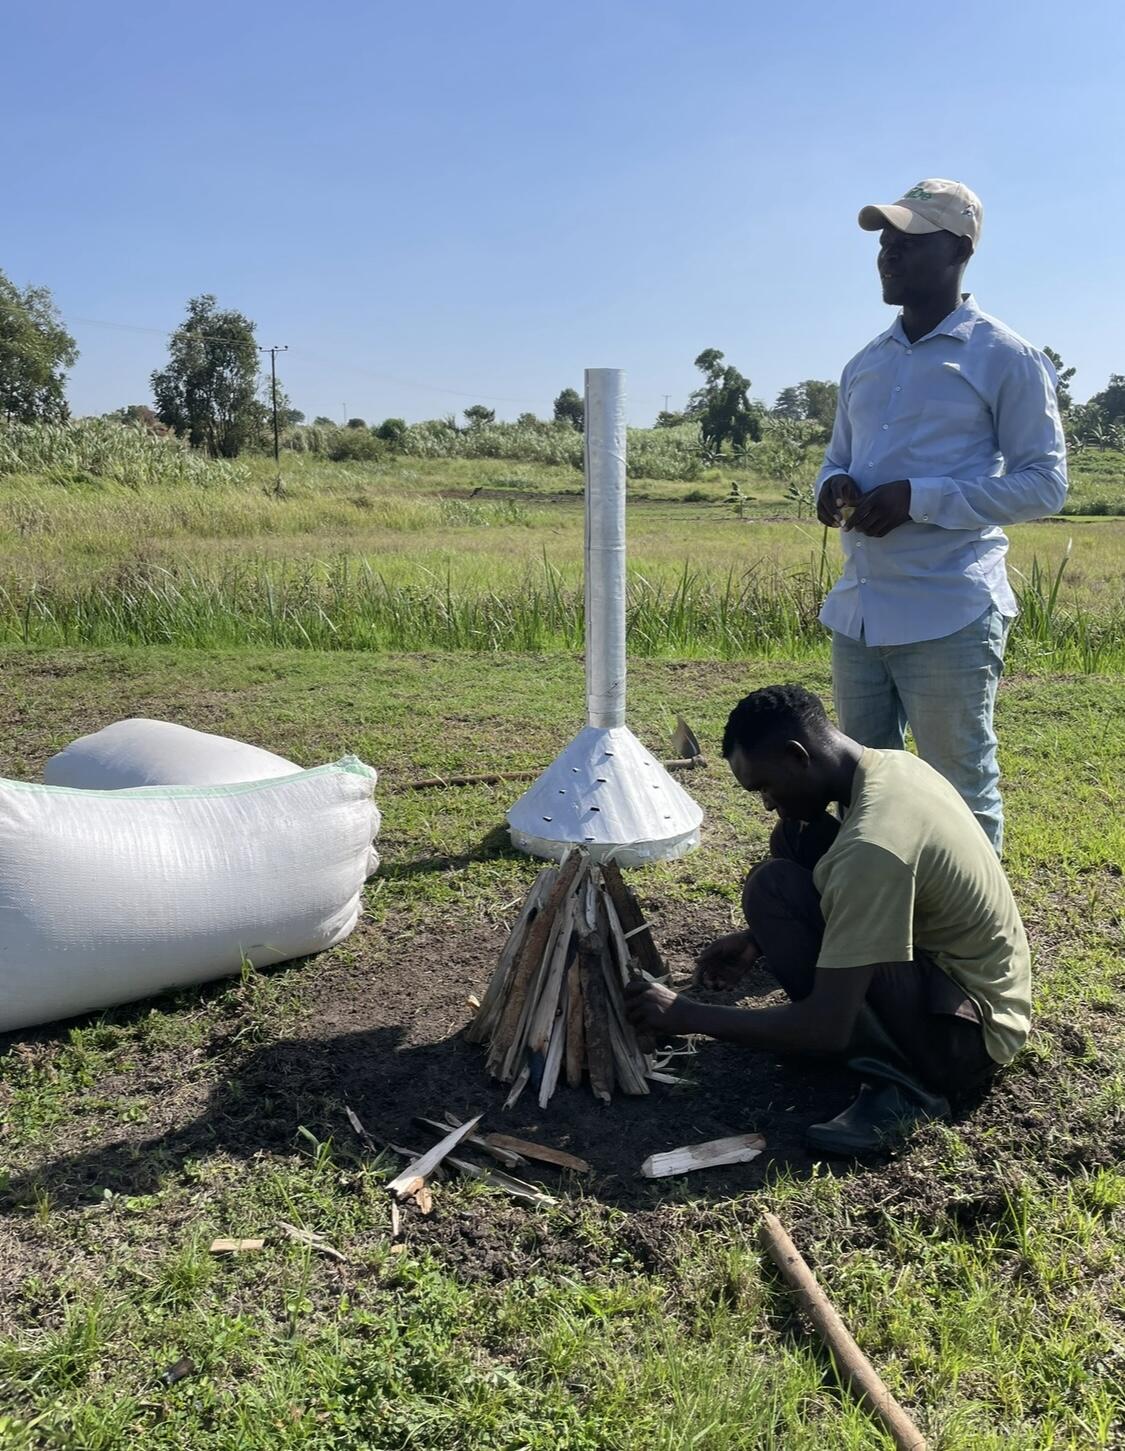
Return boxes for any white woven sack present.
[0,759,379,1034]
[45,718,302,789]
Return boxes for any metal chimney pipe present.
[584,368,627,730]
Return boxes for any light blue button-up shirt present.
[815,295,1067,646]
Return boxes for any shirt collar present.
[881,293,982,348]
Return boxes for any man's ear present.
[781,739,811,770]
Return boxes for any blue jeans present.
[831,606,1012,853]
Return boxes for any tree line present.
[3,268,1123,458]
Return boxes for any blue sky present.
[7,0,1123,424]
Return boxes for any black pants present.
[742,815,996,1097]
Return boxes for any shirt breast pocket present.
[914,397,992,456]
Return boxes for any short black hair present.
[722,684,831,759]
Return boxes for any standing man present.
[816,179,1067,852]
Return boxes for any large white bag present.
[45,718,302,789]
[0,759,380,1033]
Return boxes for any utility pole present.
[259,345,289,495]
[662,394,671,414]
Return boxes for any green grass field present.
[0,438,1123,1449]
[2,451,1123,668]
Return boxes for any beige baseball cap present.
[859,179,983,248]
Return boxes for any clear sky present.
[6,0,1123,424]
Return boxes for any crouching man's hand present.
[693,930,761,991]
[624,979,697,1038]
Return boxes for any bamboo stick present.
[759,1213,929,1451]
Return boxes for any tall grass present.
[2,548,1120,669]
[0,419,248,489]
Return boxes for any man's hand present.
[693,930,761,991]
[624,979,698,1038]
[848,480,912,537]
[817,474,861,528]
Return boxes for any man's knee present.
[742,857,816,927]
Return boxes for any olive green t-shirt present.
[812,749,1031,1064]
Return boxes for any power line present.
[70,314,541,407]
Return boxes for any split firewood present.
[277,1221,348,1263]
[564,956,586,1088]
[465,865,555,1045]
[601,860,666,982]
[579,927,615,1104]
[443,1153,559,1206]
[503,1064,531,1110]
[390,1201,402,1240]
[386,1115,483,1201]
[209,1238,264,1255]
[483,1133,591,1174]
[470,850,668,1106]
[488,851,583,1078]
[424,1114,526,1170]
[640,1133,766,1179]
[413,1185,434,1216]
[344,1104,380,1156]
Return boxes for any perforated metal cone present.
[506,725,703,867]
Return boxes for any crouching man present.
[624,683,1030,1154]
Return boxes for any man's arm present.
[906,351,1068,529]
[814,368,858,527]
[624,963,876,1057]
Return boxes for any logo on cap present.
[904,185,934,200]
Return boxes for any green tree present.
[0,270,78,423]
[1088,373,1125,425]
[346,416,367,429]
[374,417,408,448]
[107,403,163,432]
[263,375,303,432]
[313,415,335,426]
[463,404,495,428]
[552,387,584,431]
[687,348,762,454]
[800,379,839,429]
[773,385,804,419]
[151,295,262,457]
[654,409,687,428]
[773,380,838,427]
[1043,347,1076,412]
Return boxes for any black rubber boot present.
[805,1056,950,1155]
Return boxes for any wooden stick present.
[487,850,581,1076]
[759,1213,929,1451]
[465,866,554,1044]
[277,1221,348,1263]
[641,1133,764,1178]
[484,1133,591,1174]
[418,1116,525,1170]
[386,1115,482,1201]
[601,860,665,981]
[538,980,569,1107]
[579,928,615,1104]
[443,1154,559,1206]
[503,1064,530,1109]
[564,954,586,1089]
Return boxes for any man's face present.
[727,743,828,824]
[877,225,962,306]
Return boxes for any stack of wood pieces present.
[466,848,667,1108]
